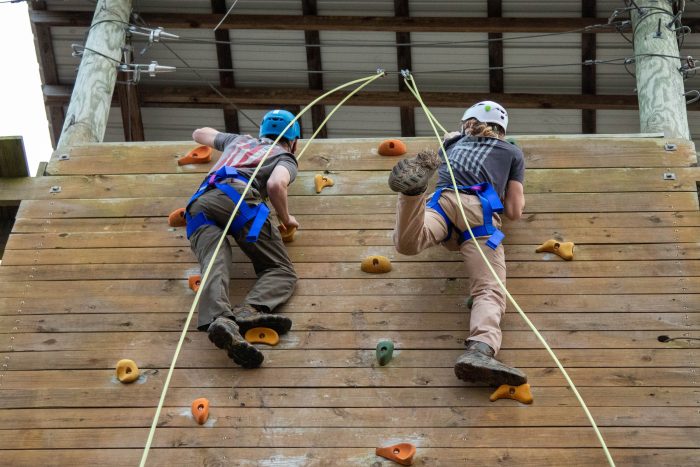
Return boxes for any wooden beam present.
[44,84,642,110]
[395,0,415,137]
[582,0,596,134]
[30,11,674,33]
[488,0,504,94]
[28,1,63,148]
[115,49,145,141]
[302,0,327,139]
[211,0,239,134]
[0,137,28,260]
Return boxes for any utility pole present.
[631,0,690,139]
[56,0,132,152]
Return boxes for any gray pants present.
[187,180,298,330]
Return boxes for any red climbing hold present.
[168,208,187,227]
[378,139,407,157]
[178,145,212,166]
[188,275,201,293]
[191,397,210,425]
[376,443,416,465]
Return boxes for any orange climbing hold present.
[489,383,533,404]
[191,397,210,425]
[376,443,416,466]
[314,174,334,193]
[188,275,201,293]
[378,139,407,157]
[361,255,392,274]
[168,208,187,227]
[244,327,280,346]
[178,145,212,166]
[278,225,297,243]
[535,239,575,261]
[115,359,140,384]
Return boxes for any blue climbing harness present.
[185,165,270,243]
[426,182,505,250]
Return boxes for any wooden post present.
[631,0,690,139]
[0,137,29,260]
[56,0,132,152]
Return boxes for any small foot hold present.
[178,145,212,166]
[168,208,187,227]
[191,397,210,424]
[376,340,394,366]
[115,359,139,384]
[489,383,533,404]
[188,275,201,293]
[244,327,280,346]
[361,255,392,274]
[314,174,334,193]
[376,443,416,466]
[535,239,575,261]
[278,225,296,243]
[378,139,407,157]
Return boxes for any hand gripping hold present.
[278,225,296,243]
[536,239,575,261]
[489,383,534,404]
[378,139,407,157]
[376,443,416,466]
[178,145,212,166]
[314,174,334,193]
[115,359,140,384]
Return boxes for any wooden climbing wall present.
[0,135,698,465]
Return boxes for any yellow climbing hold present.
[489,383,533,404]
[278,225,297,243]
[535,239,575,261]
[244,327,280,346]
[314,174,334,193]
[115,359,140,384]
[361,255,392,273]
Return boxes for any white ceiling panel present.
[409,1,486,17]
[317,0,393,16]
[323,106,400,137]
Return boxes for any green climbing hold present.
[466,296,474,309]
[506,138,517,146]
[376,340,394,366]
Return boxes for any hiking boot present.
[207,317,264,368]
[232,303,292,336]
[454,340,527,386]
[388,149,442,196]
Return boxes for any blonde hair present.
[462,118,505,140]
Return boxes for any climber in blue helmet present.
[185,109,301,369]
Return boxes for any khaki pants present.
[393,191,507,353]
[188,180,297,330]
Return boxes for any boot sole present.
[235,314,292,336]
[454,361,527,387]
[208,323,264,369]
[388,158,437,195]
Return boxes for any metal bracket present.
[58,154,70,161]
[663,172,677,180]
[664,143,677,151]
[49,186,62,194]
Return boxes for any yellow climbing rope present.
[139,70,385,467]
[403,73,616,467]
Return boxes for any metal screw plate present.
[49,186,62,194]
[663,172,677,180]
[664,143,677,151]
[58,154,70,161]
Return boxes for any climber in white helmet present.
[388,100,527,386]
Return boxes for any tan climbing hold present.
[168,208,187,227]
[188,275,201,293]
[489,383,533,404]
[535,239,575,261]
[361,255,392,274]
[244,327,280,346]
[278,225,297,243]
[178,145,212,166]
[378,139,407,157]
[115,359,140,384]
[191,397,210,425]
[314,174,334,193]
[376,443,416,466]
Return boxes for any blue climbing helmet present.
[259,109,301,142]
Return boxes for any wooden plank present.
[0,330,690,351]
[2,260,700,282]
[11,210,700,233]
[2,448,698,467]
[1,348,693,370]
[3,168,700,201]
[44,138,696,174]
[0,405,694,429]
[0,426,697,449]
[2,386,695,409]
[1,311,694,333]
[1,293,694,316]
[13,192,699,219]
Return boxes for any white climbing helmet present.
[461,101,508,133]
